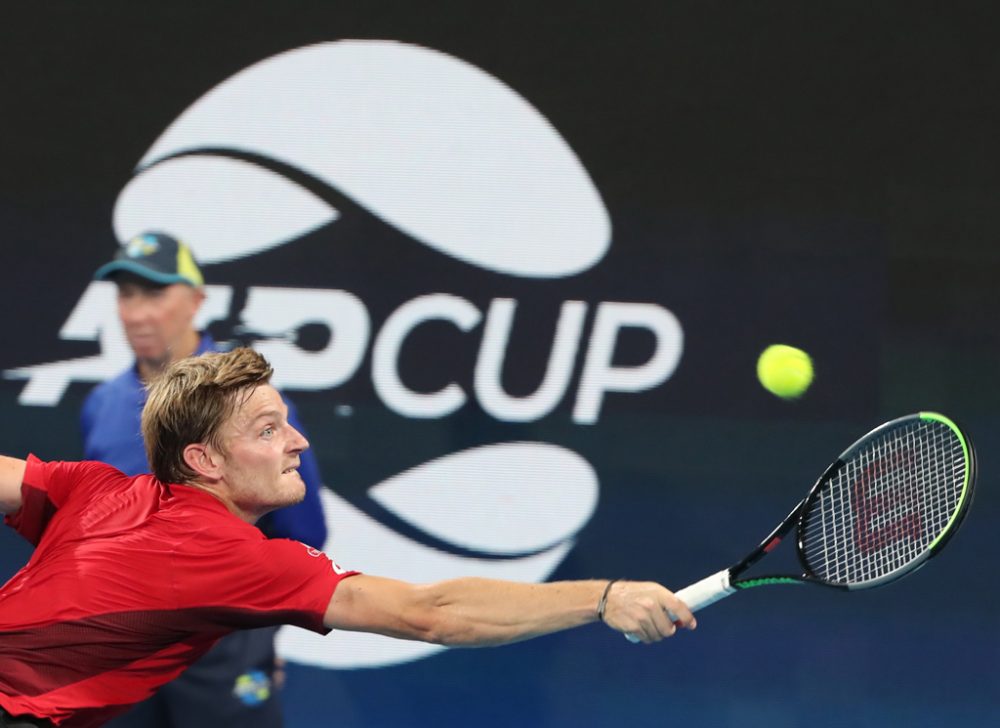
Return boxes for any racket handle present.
[673,569,736,614]
[625,569,736,643]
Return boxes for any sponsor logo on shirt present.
[302,542,347,574]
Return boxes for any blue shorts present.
[106,627,283,728]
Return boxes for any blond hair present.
[141,348,274,483]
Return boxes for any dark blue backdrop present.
[1,3,997,726]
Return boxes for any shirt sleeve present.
[174,533,358,634]
[4,456,125,546]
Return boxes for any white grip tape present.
[674,569,736,613]
[626,569,736,642]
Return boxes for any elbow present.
[414,612,508,648]
[395,582,514,648]
[403,608,458,646]
[400,592,479,647]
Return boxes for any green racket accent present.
[735,577,801,589]
[919,412,974,552]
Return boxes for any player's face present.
[216,384,310,517]
[116,278,204,368]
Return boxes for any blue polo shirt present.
[79,334,328,548]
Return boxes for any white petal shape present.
[113,156,338,264]
[369,442,598,555]
[127,40,609,277]
[277,488,573,669]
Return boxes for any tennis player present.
[82,231,327,727]
[0,347,696,728]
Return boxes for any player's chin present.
[280,471,306,504]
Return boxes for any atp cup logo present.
[6,41,684,667]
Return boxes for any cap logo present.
[126,234,160,258]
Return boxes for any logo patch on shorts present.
[233,669,272,706]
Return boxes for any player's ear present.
[183,442,222,480]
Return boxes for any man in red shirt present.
[0,348,696,727]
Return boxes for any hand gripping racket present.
[636,412,976,639]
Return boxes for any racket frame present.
[674,412,976,613]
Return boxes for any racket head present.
[796,412,976,590]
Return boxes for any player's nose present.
[288,424,310,453]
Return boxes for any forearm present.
[325,574,696,647]
[418,577,606,647]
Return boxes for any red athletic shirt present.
[0,456,357,727]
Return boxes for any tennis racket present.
[635,412,976,640]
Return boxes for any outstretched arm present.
[0,456,27,514]
[324,574,696,647]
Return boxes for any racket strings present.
[800,420,966,587]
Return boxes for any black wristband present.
[596,578,620,622]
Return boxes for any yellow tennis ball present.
[757,344,813,399]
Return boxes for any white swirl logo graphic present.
[113,40,611,278]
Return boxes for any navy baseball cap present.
[94,232,204,287]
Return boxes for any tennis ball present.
[756,344,813,399]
